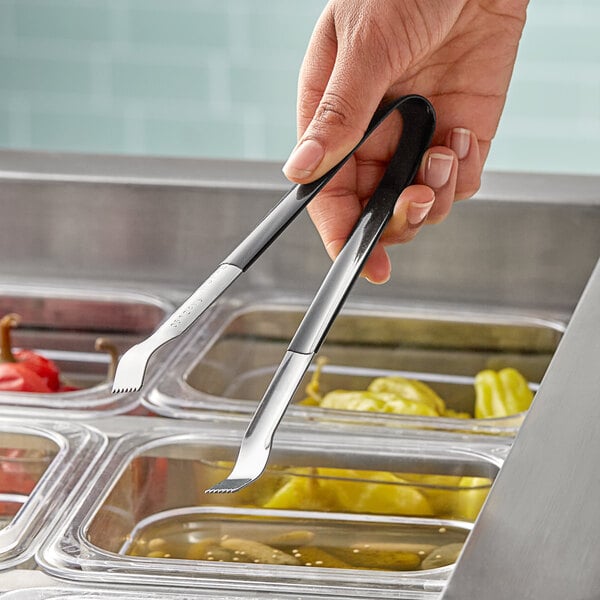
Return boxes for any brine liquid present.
[125,511,467,571]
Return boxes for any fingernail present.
[450,127,471,160]
[365,274,390,285]
[407,196,435,226]
[424,153,453,189]
[282,139,325,179]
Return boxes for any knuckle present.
[312,92,361,134]
[298,88,326,121]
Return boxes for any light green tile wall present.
[0,0,598,174]
[492,0,600,174]
[0,106,9,141]
[13,1,112,42]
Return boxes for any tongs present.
[112,95,435,492]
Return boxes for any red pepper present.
[0,313,60,393]
[0,448,38,516]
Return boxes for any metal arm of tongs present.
[112,95,434,397]
[204,95,436,493]
[111,95,434,491]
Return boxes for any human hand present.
[283,0,528,283]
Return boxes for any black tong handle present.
[289,95,436,354]
[225,94,435,272]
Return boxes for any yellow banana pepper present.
[263,467,432,516]
[262,467,339,512]
[301,356,532,423]
[474,367,534,419]
[319,391,393,413]
[397,473,462,516]
[318,390,440,416]
[317,468,433,516]
[385,398,440,417]
[454,477,492,521]
[301,361,448,417]
[368,376,446,414]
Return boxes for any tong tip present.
[111,384,141,394]
[205,478,253,494]
[110,347,148,394]
[111,369,144,394]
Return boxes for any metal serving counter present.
[0,149,599,598]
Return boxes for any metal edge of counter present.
[1,148,599,205]
[441,257,600,600]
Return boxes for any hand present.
[283,0,528,283]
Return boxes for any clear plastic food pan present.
[144,297,564,435]
[37,420,508,597]
[0,418,107,570]
[0,585,439,600]
[0,283,173,417]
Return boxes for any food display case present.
[36,420,506,597]
[0,419,106,570]
[0,284,173,417]
[0,149,599,598]
[1,585,428,600]
[145,296,563,434]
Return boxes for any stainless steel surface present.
[112,264,240,393]
[442,258,600,600]
[116,96,432,406]
[1,150,599,315]
[0,150,599,598]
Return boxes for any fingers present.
[406,128,481,224]
[418,148,458,224]
[360,185,435,284]
[446,127,482,200]
[283,11,391,183]
[381,185,436,244]
[379,147,458,239]
[307,131,480,285]
[362,144,461,282]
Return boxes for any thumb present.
[283,42,390,183]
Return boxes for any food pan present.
[37,420,507,596]
[144,297,564,435]
[0,418,106,570]
[0,283,173,416]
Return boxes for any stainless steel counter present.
[0,149,599,599]
[442,258,600,599]
[1,149,599,312]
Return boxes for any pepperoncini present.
[308,370,449,417]
[319,391,393,413]
[455,477,491,521]
[263,467,432,516]
[474,367,533,419]
[262,467,339,512]
[367,376,446,414]
[317,468,433,516]
[300,359,447,418]
[271,362,530,522]
[397,473,462,516]
[301,357,531,422]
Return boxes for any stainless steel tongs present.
[112,95,435,492]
